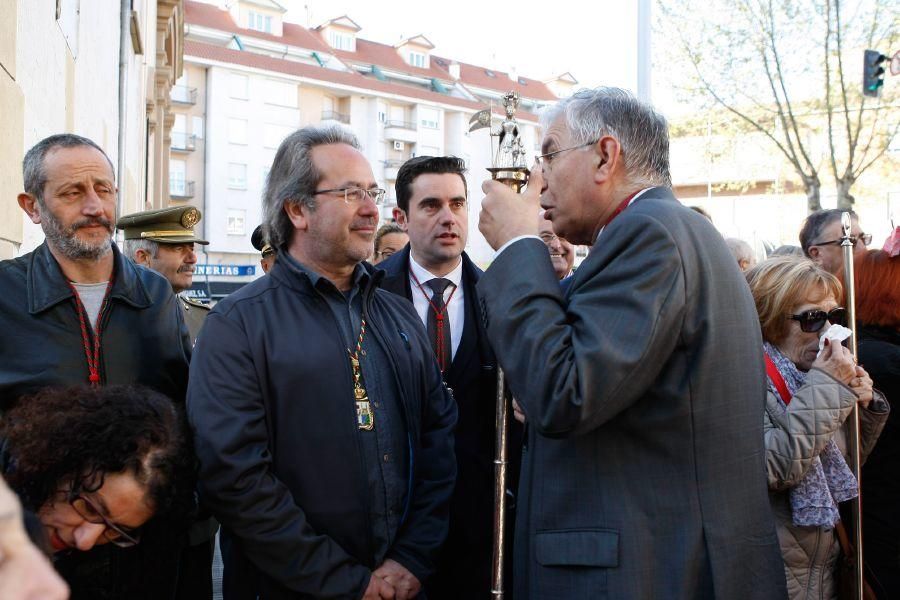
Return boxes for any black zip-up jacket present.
[187,256,457,599]
[0,241,190,405]
[0,241,192,599]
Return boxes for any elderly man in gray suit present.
[477,87,787,599]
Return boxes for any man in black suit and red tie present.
[378,155,521,599]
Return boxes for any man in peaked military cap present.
[118,206,210,344]
[250,224,276,274]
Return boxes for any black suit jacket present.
[378,247,521,599]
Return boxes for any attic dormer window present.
[248,11,272,33]
[328,30,355,51]
[485,69,496,77]
[408,51,427,68]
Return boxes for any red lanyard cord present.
[66,277,115,386]
[410,271,458,371]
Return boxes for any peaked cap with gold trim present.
[117,206,209,245]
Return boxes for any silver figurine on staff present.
[469,91,530,599]
[841,212,865,600]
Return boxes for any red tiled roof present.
[453,60,558,101]
[332,38,450,82]
[184,1,558,103]
[184,40,540,123]
[185,1,331,54]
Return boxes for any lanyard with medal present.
[347,317,374,430]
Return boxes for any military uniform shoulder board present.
[180,294,211,311]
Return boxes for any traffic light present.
[863,49,887,98]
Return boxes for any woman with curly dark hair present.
[1,384,192,555]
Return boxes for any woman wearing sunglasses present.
[746,256,889,600]
[1,385,192,592]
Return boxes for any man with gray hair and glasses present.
[477,87,786,598]
[0,133,195,597]
[187,124,457,600]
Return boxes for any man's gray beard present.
[40,204,113,261]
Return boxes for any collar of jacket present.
[269,248,386,299]
[376,244,482,290]
[27,242,153,315]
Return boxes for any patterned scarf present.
[764,342,858,528]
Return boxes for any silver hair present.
[541,87,671,188]
[725,238,755,264]
[122,238,160,261]
[262,124,361,250]
[23,133,115,205]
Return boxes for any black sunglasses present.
[787,307,847,333]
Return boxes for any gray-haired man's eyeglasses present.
[312,187,386,205]
[535,140,598,172]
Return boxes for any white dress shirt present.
[408,255,464,361]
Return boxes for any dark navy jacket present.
[0,242,190,405]
[378,247,522,599]
[0,242,192,599]
[187,255,457,599]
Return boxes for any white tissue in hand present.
[817,324,852,357]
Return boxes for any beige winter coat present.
[764,367,889,600]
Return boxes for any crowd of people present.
[0,86,897,600]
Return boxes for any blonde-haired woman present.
[745,256,889,599]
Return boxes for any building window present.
[408,51,427,68]
[229,73,249,99]
[227,118,248,145]
[247,11,272,33]
[328,30,354,51]
[419,108,439,130]
[192,116,204,139]
[227,163,248,189]
[169,159,187,196]
[227,209,246,236]
[264,79,297,108]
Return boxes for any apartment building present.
[173,0,575,299]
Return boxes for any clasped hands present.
[363,559,420,600]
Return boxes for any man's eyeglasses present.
[312,187,386,205]
[535,140,598,172]
[787,307,847,333]
[69,493,142,548]
[811,233,872,249]
[539,233,560,245]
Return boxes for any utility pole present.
[637,0,652,101]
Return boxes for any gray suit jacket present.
[477,188,786,599]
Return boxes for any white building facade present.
[176,0,573,299]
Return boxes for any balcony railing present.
[385,120,417,130]
[383,159,405,181]
[171,132,197,152]
[321,110,350,124]
[171,85,198,105]
[169,180,195,199]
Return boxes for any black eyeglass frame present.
[787,307,847,333]
[810,233,873,248]
[67,492,142,548]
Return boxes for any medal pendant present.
[356,396,375,431]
